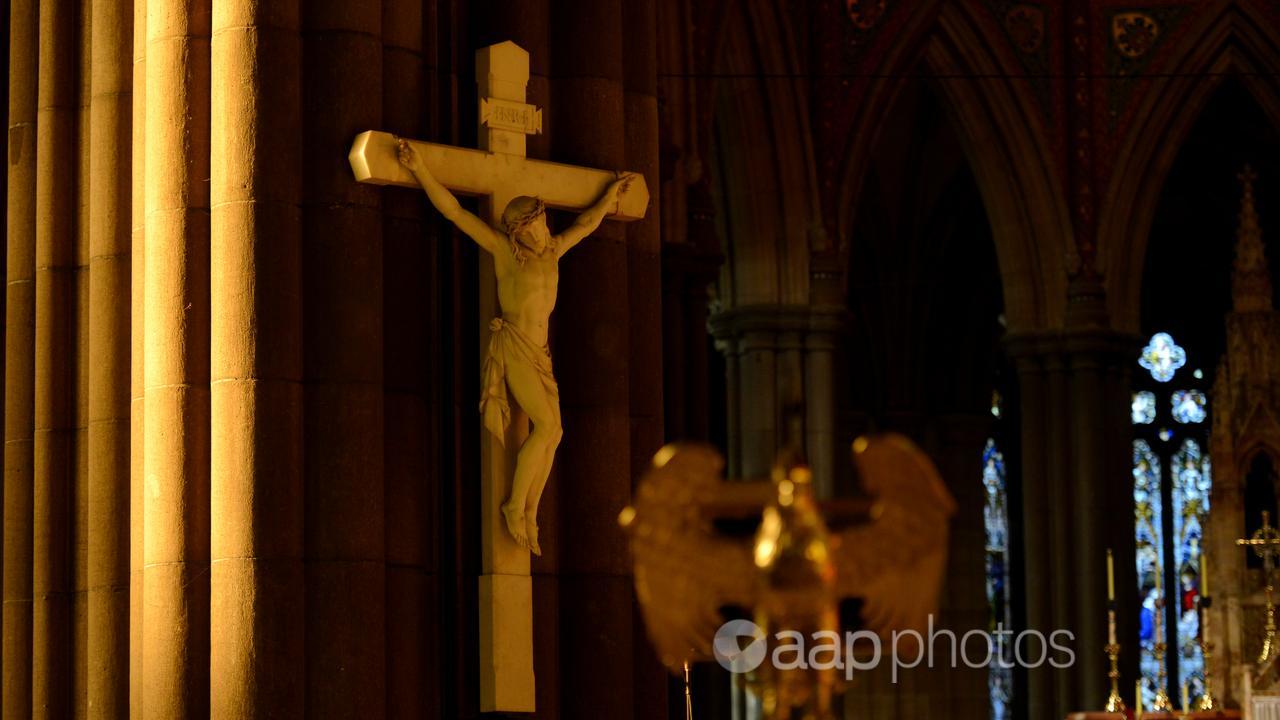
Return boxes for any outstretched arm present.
[398,139,507,258]
[555,173,636,257]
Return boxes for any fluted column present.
[380,0,430,713]
[1045,348,1073,719]
[550,2,636,716]
[3,0,38,716]
[128,0,145,713]
[72,1,91,711]
[32,0,78,710]
[623,0,668,713]
[142,0,211,713]
[301,0,385,715]
[1008,336,1054,719]
[208,0,303,715]
[86,0,132,714]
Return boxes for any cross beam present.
[349,130,650,219]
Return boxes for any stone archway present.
[1100,2,1280,333]
[833,2,1071,336]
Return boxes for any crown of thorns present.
[502,197,546,236]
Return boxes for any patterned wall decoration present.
[1103,7,1188,127]
[983,1,1057,122]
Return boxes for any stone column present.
[1040,347,1073,719]
[301,0,385,715]
[208,0,303,715]
[142,0,211,713]
[804,291,844,499]
[32,0,78,710]
[738,326,779,478]
[550,1,635,716]
[1008,336,1055,719]
[86,0,132,714]
[128,0,145,714]
[3,0,37,715]
[380,0,429,713]
[1068,339,1107,706]
[623,0,669,714]
[72,2,91,711]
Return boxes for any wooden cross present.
[1238,511,1280,664]
[349,41,649,713]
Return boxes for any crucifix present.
[1238,510,1280,665]
[349,41,649,713]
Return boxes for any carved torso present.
[495,245,559,348]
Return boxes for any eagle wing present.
[622,444,756,671]
[831,434,957,642]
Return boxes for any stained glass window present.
[1131,331,1211,711]
[983,438,1012,720]
[1171,440,1210,699]
[1140,332,1187,382]
[1171,390,1207,424]
[1133,391,1157,424]
[1134,439,1165,708]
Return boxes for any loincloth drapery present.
[479,317,559,444]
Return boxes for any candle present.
[1108,609,1117,645]
[1202,548,1210,598]
[1181,681,1190,711]
[1136,679,1145,716]
[1107,548,1116,601]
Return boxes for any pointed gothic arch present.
[1101,2,1280,333]
[833,2,1071,334]
[707,0,825,308]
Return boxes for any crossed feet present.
[501,501,542,556]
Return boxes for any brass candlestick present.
[1105,606,1126,713]
[1195,598,1219,711]
[1105,642,1126,712]
[1151,592,1174,713]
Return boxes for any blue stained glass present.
[1133,391,1157,424]
[983,439,1012,720]
[1140,332,1188,383]
[1134,440,1165,708]
[1172,440,1211,700]
[1171,390,1207,424]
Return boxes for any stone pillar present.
[208,0,303,716]
[142,0,211,713]
[623,0,669,714]
[1044,348,1074,720]
[3,0,37,715]
[1068,340,1107,705]
[1008,336,1055,719]
[73,0,92,710]
[301,0,385,715]
[380,0,429,713]
[1009,327,1136,719]
[549,1,635,716]
[86,0,132,714]
[804,281,844,498]
[128,0,146,714]
[710,305,844,484]
[32,0,78,710]
[738,327,778,478]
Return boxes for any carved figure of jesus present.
[399,139,634,555]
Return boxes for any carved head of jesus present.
[502,196,551,262]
